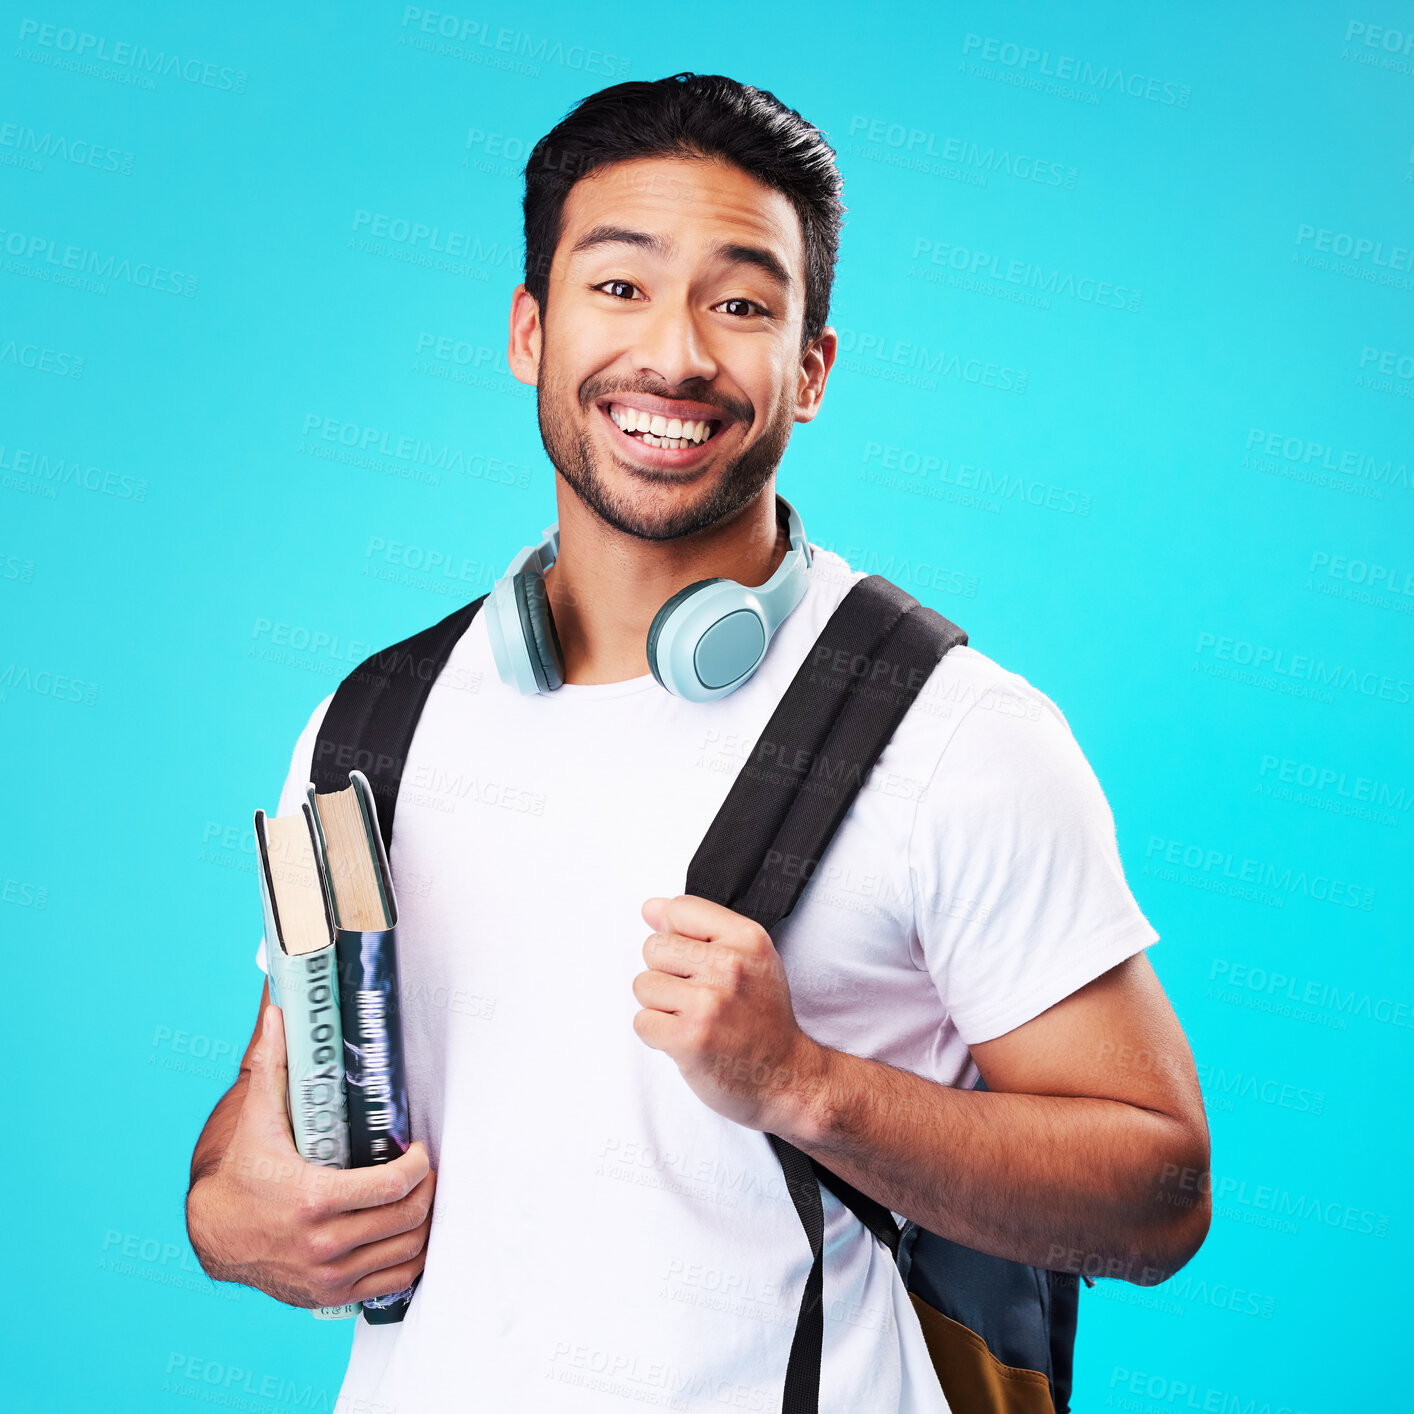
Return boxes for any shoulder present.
[795,550,1077,786]
[918,643,1066,742]
[905,643,1124,863]
[803,548,1066,755]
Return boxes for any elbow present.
[1128,1192,1211,1286]
[1127,1123,1212,1286]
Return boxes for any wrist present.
[771,1034,839,1146]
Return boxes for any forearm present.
[189,1073,248,1190]
[776,1042,1209,1284]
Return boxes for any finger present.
[661,894,766,947]
[642,930,715,978]
[349,1252,428,1305]
[338,1210,433,1286]
[326,1169,436,1251]
[631,1006,679,1053]
[239,1005,299,1152]
[631,968,693,1015]
[324,1141,432,1214]
[641,896,670,931]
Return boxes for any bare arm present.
[777,952,1211,1284]
[634,896,1211,1288]
[189,980,268,1189]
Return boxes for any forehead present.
[556,155,804,280]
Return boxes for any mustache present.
[579,375,753,425]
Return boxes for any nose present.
[631,293,719,389]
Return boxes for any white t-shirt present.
[255,546,1157,1414]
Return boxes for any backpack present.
[311,573,1080,1414]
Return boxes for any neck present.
[541,484,788,685]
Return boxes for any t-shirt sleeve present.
[254,693,336,975]
[907,672,1158,1045]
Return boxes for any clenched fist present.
[632,894,827,1133]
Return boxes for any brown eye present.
[717,298,764,317]
[596,280,640,300]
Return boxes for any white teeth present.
[608,403,718,446]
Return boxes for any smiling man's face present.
[514,154,834,541]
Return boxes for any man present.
[187,73,1210,1412]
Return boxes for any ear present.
[793,325,837,424]
[507,283,543,387]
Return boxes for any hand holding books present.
[183,1001,435,1316]
[253,770,422,1322]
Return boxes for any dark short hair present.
[522,73,844,349]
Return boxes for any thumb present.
[242,1004,298,1149]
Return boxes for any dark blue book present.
[308,770,418,1324]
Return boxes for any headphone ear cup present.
[646,578,727,690]
[513,572,565,693]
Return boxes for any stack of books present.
[254,770,414,1323]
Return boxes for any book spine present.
[257,881,359,1321]
[335,924,415,1322]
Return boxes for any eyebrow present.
[567,224,794,293]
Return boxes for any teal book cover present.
[253,802,359,1322]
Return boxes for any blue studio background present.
[4,3,1409,1410]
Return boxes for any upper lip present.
[598,394,729,424]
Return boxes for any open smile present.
[596,396,735,469]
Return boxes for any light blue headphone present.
[485,494,813,704]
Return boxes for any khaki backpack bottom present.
[908,1293,1057,1414]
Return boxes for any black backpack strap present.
[686,575,967,1414]
[311,596,488,853]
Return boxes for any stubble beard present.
[535,339,796,543]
